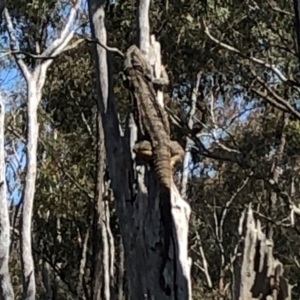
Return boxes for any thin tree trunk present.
[20,81,40,300]
[91,112,112,300]
[4,3,82,298]
[104,193,115,298]
[87,0,141,297]
[0,98,14,300]
[293,0,300,66]
[41,261,53,300]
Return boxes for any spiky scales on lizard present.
[123,44,184,296]
[124,45,184,183]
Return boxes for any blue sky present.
[1,65,25,204]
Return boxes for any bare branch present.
[193,232,213,288]
[74,33,124,57]
[268,0,293,15]
[250,87,290,113]
[4,8,31,80]
[42,0,81,58]
[219,176,250,239]
[251,73,300,120]
[0,49,57,60]
[181,72,201,198]
[56,161,94,199]
[0,35,124,63]
[77,228,89,296]
[203,20,291,84]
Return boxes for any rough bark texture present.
[88,1,126,299]
[0,99,14,300]
[136,4,191,297]
[232,205,292,300]
[91,113,107,300]
[124,44,187,298]
[88,0,191,299]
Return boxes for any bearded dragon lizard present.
[123,45,184,296]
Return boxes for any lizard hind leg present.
[170,141,185,169]
[134,141,172,190]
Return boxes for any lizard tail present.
[153,150,172,190]
[152,148,177,294]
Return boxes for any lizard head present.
[124,45,148,74]
[124,45,154,84]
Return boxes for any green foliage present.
[286,120,300,156]
[4,0,300,298]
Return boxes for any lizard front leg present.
[133,140,153,161]
[133,140,185,169]
[170,141,185,169]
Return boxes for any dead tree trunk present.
[232,205,292,300]
[87,0,192,299]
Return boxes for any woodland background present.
[1,0,300,299]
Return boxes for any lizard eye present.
[144,73,152,82]
[132,63,144,74]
